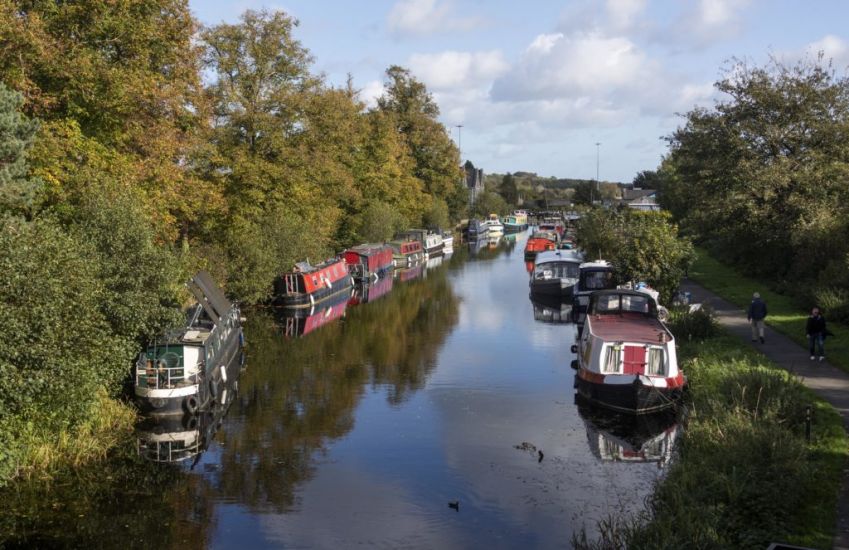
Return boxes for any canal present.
[1,232,679,548]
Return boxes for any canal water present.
[1,232,679,549]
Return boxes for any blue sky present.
[190,0,849,183]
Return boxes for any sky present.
[189,0,849,183]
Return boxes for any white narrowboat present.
[571,289,686,414]
[529,249,584,297]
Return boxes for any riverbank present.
[576,313,848,549]
[689,246,849,374]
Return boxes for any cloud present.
[671,0,752,48]
[357,80,385,109]
[806,35,849,71]
[491,31,655,103]
[387,0,486,36]
[605,0,648,32]
[408,50,509,91]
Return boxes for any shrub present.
[812,286,849,324]
[666,305,719,341]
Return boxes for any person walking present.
[806,307,827,361]
[747,292,767,343]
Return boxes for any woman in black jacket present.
[806,307,827,361]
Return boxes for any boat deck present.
[587,312,669,344]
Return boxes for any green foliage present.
[666,306,720,341]
[473,190,508,217]
[812,286,849,323]
[356,200,407,243]
[0,216,127,482]
[577,209,695,302]
[498,173,518,205]
[0,83,40,216]
[661,55,849,290]
[422,198,450,230]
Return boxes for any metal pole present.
[595,142,601,201]
[456,124,463,161]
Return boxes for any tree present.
[376,66,464,220]
[0,83,39,217]
[632,170,662,190]
[499,173,518,206]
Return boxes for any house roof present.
[622,189,657,201]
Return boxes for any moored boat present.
[343,243,394,281]
[398,229,444,258]
[524,230,559,260]
[530,249,584,297]
[572,259,617,313]
[502,213,528,233]
[274,257,353,308]
[388,238,424,267]
[482,213,504,236]
[466,219,486,240]
[441,230,454,253]
[134,271,244,416]
[572,289,686,414]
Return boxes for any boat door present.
[623,346,646,375]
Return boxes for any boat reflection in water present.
[394,262,424,282]
[529,293,573,324]
[349,275,394,306]
[276,289,351,338]
[576,396,682,466]
[137,352,244,464]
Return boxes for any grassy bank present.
[689,246,849,373]
[576,312,848,549]
[7,391,137,484]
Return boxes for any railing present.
[135,353,197,390]
[138,437,201,462]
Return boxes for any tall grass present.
[12,390,137,482]
[574,322,848,549]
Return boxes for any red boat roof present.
[588,312,671,345]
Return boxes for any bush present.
[666,305,719,341]
[0,216,128,482]
[812,286,849,324]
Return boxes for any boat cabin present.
[275,257,352,308]
[343,244,394,281]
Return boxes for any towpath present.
[680,279,849,550]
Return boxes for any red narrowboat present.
[343,243,395,281]
[524,230,559,260]
[274,257,353,308]
[388,239,424,268]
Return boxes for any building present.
[621,188,660,211]
[464,160,484,206]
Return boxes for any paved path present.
[681,279,849,550]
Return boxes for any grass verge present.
[575,317,848,549]
[689,246,849,373]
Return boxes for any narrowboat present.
[572,289,686,414]
[482,213,504,236]
[503,211,528,233]
[278,290,350,338]
[524,230,559,260]
[350,275,394,305]
[389,238,424,267]
[441,230,454,253]
[398,229,444,258]
[137,352,242,463]
[274,257,353,308]
[572,259,617,313]
[530,249,584,297]
[539,219,565,237]
[134,271,244,416]
[343,243,394,281]
[466,219,487,239]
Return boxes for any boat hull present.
[504,222,527,233]
[276,273,353,308]
[574,372,685,414]
[529,278,577,297]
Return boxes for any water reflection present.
[529,293,574,324]
[576,396,682,466]
[276,289,351,338]
[349,276,393,305]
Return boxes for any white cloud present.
[387,0,486,36]
[491,32,655,102]
[806,35,849,71]
[671,0,752,48]
[358,80,385,109]
[408,50,508,91]
[605,0,648,32]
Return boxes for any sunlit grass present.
[690,247,849,373]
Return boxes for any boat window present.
[646,347,665,375]
[621,295,650,314]
[582,270,614,290]
[602,346,621,374]
[596,295,621,313]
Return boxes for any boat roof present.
[347,243,389,254]
[588,313,670,345]
[187,271,232,324]
[530,231,558,240]
[580,259,612,269]
[535,249,584,264]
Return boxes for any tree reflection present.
[213,266,459,511]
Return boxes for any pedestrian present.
[806,307,827,362]
[747,292,767,344]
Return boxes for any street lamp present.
[595,142,601,202]
[456,124,464,161]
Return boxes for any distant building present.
[621,188,660,211]
[464,160,484,206]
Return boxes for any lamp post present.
[456,124,464,161]
[595,142,601,203]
